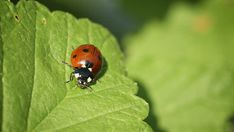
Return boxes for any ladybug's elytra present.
[63,44,102,88]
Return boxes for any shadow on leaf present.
[135,79,165,132]
[227,115,234,132]
[96,56,108,81]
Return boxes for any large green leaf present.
[0,0,151,131]
[125,1,234,132]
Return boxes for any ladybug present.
[63,44,102,88]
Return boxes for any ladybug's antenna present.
[87,86,93,92]
[62,61,72,68]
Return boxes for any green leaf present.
[0,0,152,131]
[125,1,234,132]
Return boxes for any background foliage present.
[125,1,234,131]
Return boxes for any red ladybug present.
[63,44,102,88]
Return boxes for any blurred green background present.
[12,0,202,44]
[12,0,234,131]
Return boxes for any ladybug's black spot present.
[72,54,77,58]
[83,49,89,52]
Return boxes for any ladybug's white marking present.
[79,61,86,68]
[88,68,92,72]
[87,77,92,83]
[74,73,80,78]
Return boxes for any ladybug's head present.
[74,68,94,88]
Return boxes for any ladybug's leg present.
[87,86,93,91]
[62,61,72,68]
[92,76,101,84]
[65,72,74,83]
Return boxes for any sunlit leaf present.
[0,0,152,131]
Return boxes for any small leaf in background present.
[0,0,152,131]
[125,0,234,132]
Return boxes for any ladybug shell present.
[71,44,102,75]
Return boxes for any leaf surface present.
[0,0,151,131]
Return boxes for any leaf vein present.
[26,4,37,131]
[65,84,124,99]
[32,13,71,131]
